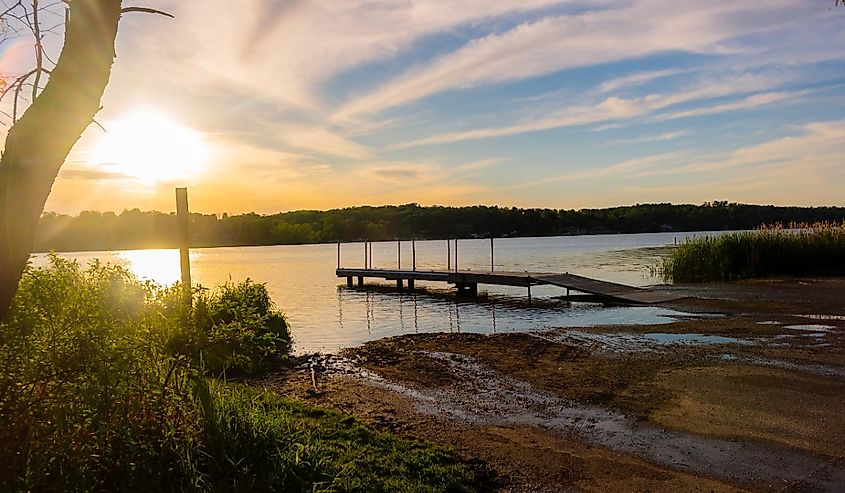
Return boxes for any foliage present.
[196,381,476,493]
[659,223,845,283]
[34,202,845,252]
[193,279,290,376]
[0,255,201,491]
[0,256,477,492]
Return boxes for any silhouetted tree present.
[0,1,170,319]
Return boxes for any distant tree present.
[0,1,170,319]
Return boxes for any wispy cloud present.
[335,0,807,120]
[601,130,689,146]
[390,72,801,148]
[58,168,134,181]
[654,90,806,121]
[597,69,688,94]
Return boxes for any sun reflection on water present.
[118,249,182,286]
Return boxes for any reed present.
[660,222,845,283]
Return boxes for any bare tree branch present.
[31,0,43,103]
[120,6,173,18]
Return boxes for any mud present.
[270,277,845,492]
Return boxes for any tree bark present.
[0,0,123,320]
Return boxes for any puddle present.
[798,314,845,321]
[756,320,781,325]
[331,351,845,490]
[783,324,835,333]
[553,331,750,353]
[729,355,845,378]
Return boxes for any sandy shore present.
[267,278,845,492]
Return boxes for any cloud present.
[335,0,806,120]
[124,0,571,113]
[390,69,805,148]
[58,168,134,181]
[601,130,689,146]
[654,90,806,121]
[597,69,688,93]
[497,120,845,206]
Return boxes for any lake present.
[31,231,718,354]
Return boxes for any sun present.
[90,110,210,183]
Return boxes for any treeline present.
[35,202,845,252]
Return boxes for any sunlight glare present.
[119,249,182,285]
[91,110,210,183]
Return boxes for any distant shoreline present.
[34,202,845,253]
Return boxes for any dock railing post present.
[455,238,459,272]
[447,239,451,270]
[397,240,401,269]
[527,276,532,306]
[369,241,373,269]
[412,238,416,271]
[490,237,494,272]
[363,241,367,268]
[337,242,341,269]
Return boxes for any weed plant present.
[0,255,477,492]
[660,223,845,283]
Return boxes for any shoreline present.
[269,277,845,492]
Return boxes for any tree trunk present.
[0,0,123,320]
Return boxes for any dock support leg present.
[347,276,353,287]
[407,279,415,290]
[469,283,477,295]
[357,276,364,286]
[396,279,403,289]
[527,284,532,305]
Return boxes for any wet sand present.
[266,278,845,492]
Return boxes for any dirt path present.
[268,278,845,492]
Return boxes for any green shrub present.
[0,255,478,492]
[0,255,200,491]
[660,223,845,283]
[193,280,290,376]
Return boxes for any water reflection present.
[30,232,705,354]
[118,249,181,285]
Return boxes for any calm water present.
[31,232,718,354]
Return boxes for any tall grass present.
[0,256,477,492]
[660,223,845,283]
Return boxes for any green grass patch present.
[0,255,479,492]
[659,223,845,283]
[197,381,476,492]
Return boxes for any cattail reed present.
[660,222,845,283]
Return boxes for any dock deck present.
[336,268,685,304]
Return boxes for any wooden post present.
[527,276,532,306]
[175,187,191,306]
[369,241,373,269]
[455,238,459,272]
[412,238,416,272]
[398,240,401,269]
[447,239,451,270]
[363,241,367,268]
[490,237,494,272]
[337,242,341,269]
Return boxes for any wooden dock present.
[336,268,685,304]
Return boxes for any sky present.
[2,0,845,215]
